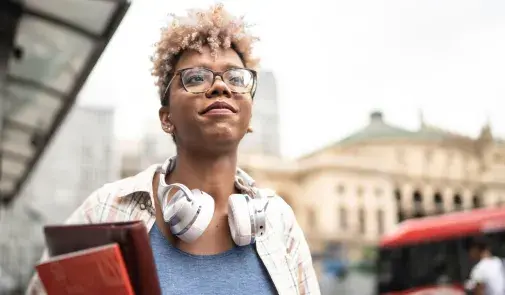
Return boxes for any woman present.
[27,4,319,295]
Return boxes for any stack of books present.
[35,221,161,295]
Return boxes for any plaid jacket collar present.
[115,156,260,202]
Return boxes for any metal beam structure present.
[0,0,131,205]
[0,1,23,207]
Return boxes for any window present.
[472,195,481,208]
[485,232,505,258]
[397,211,406,223]
[81,146,93,161]
[453,194,463,211]
[433,192,443,215]
[459,233,505,280]
[375,187,383,197]
[358,208,365,234]
[378,248,409,292]
[378,239,464,294]
[336,184,345,195]
[104,145,112,162]
[394,188,401,202]
[395,188,405,223]
[357,186,364,197]
[339,207,347,230]
[413,190,424,218]
[378,209,385,235]
[80,167,94,183]
[407,240,460,286]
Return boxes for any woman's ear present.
[159,107,173,134]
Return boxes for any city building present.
[120,117,176,178]
[239,70,281,156]
[240,111,505,260]
[0,106,120,290]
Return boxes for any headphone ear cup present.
[228,194,254,246]
[170,189,215,243]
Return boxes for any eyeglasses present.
[163,67,257,99]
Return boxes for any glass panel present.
[408,240,461,286]
[1,158,25,179]
[377,248,409,293]
[2,128,35,159]
[1,0,128,201]
[24,0,116,35]
[0,179,15,195]
[484,231,505,259]
[378,238,465,293]
[4,82,62,130]
[8,15,94,94]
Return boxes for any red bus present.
[377,207,505,295]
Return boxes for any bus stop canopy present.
[0,0,130,205]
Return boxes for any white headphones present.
[156,158,269,246]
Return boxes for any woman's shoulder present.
[92,164,159,199]
[75,164,160,223]
[255,187,296,228]
[256,187,292,208]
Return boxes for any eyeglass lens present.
[180,68,254,93]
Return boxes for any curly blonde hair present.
[151,3,260,103]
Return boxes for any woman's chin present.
[203,130,243,149]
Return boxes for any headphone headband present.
[157,160,196,225]
[158,157,193,200]
[156,157,270,245]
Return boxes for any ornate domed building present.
[239,111,505,260]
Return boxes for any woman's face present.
[159,46,253,154]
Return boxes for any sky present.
[77,0,505,159]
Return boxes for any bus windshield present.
[378,208,505,294]
[378,231,505,294]
[378,238,468,293]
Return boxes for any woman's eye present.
[186,75,205,84]
[229,76,245,86]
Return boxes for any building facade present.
[240,111,505,260]
[0,106,119,290]
[239,70,281,156]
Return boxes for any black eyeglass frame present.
[161,67,258,105]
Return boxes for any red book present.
[35,243,134,295]
[41,221,161,295]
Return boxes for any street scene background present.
[1,0,505,294]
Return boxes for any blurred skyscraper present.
[0,105,119,290]
[19,106,120,219]
[121,117,176,178]
[239,70,281,156]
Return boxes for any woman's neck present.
[166,149,238,212]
